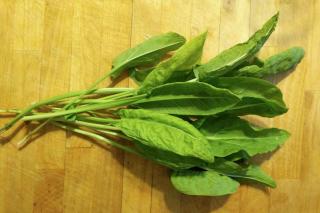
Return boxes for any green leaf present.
[134,141,206,170]
[138,32,207,93]
[199,116,289,157]
[207,158,276,188]
[129,67,154,85]
[129,67,195,86]
[110,32,186,79]
[225,56,264,77]
[171,170,239,196]
[232,65,262,77]
[116,109,214,163]
[242,57,265,68]
[135,82,240,115]
[196,13,279,81]
[208,77,288,117]
[224,151,250,162]
[235,47,305,78]
[192,117,208,129]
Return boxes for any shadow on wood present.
[110,151,231,212]
[0,123,25,145]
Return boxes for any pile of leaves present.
[0,13,304,196]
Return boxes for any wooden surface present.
[0,0,319,212]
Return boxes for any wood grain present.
[0,0,319,212]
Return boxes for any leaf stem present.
[22,94,146,121]
[17,120,50,149]
[0,87,134,133]
[0,109,21,114]
[76,116,118,124]
[99,90,134,100]
[97,129,132,141]
[56,90,135,105]
[55,119,120,131]
[52,121,139,155]
[62,67,120,109]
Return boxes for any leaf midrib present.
[137,95,238,103]
[205,134,284,143]
[114,40,185,68]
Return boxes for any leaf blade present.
[135,141,205,170]
[135,82,240,115]
[196,13,279,80]
[110,32,186,79]
[138,32,207,93]
[235,47,305,78]
[208,77,287,117]
[207,158,276,188]
[116,109,214,163]
[199,116,289,157]
[171,170,239,196]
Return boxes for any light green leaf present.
[135,82,240,115]
[110,32,186,79]
[116,109,214,163]
[208,77,287,117]
[235,47,305,78]
[199,116,289,157]
[196,13,278,81]
[207,158,276,188]
[129,67,194,86]
[171,170,239,196]
[139,32,207,93]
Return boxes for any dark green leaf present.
[196,13,278,81]
[110,32,186,79]
[129,67,154,85]
[135,82,240,115]
[235,47,305,78]
[171,170,239,196]
[208,77,288,117]
[192,117,208,129]
[199,116,289,157]
[135,141,206,170]
[224,151,250,162]
[138,32,207,93]
[116,109,214,163]
[207,158,276,188]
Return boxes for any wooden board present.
[0,0,319,212]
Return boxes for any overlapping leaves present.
[1,12,305,198]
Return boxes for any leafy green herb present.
[110,32,186,79]
[116,109,214,163]
[171,170,239,196]
[196,13,278,81]
[135,82,240,115]
[139,32,207,93]
[134,141,205,170]
[0,13,304,198]
[233,47,305,78]
[129,67,195,85]
[224,151,250,162]
[208,77,287,117]
[199,116,289,157]
[129,67,154,85]
[206,158,276,188]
